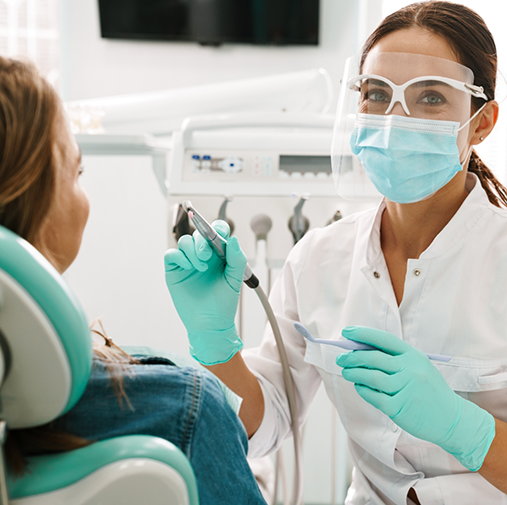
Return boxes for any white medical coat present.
[243,173,507,504]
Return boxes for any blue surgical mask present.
[349,112,481,204]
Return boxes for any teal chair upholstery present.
[0,225,199,504]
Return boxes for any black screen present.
[98,0,319,45]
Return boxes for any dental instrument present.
[182,201,303,505]
[218,196,235,235]
[182,201,259,289]
[294,323,452,362]
[288,195,310,244]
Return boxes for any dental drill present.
[182,201,259,289]
[182,200,303,505]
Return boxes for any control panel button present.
[218,156,243,174]
[201,155,212,170]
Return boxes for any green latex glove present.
[164,220,247,366]
[335,326,496,471]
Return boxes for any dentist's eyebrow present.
[362,78,390,87]
[413,80,452,88]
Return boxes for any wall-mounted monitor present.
[98,0,320,46]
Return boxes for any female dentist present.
[164,1,507,503]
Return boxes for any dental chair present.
[0,225,199,504]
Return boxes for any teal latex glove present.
[164,220,247,366]
[335,326,496,471]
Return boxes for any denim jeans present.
[53,353,267,505]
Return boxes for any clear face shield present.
[331,52,488,201]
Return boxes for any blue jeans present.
[53,354,267,505]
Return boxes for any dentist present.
[165,2,507,503]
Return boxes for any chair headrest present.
[0,226,92,428]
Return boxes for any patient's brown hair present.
[0,57,57,243]
[0,56,138,474]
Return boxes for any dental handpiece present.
[182,201,259,289]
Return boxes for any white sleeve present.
[242,230,323,458]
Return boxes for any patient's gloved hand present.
[336,326,496,472]
[164,220,247,366]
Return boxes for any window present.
[0,0,60,88]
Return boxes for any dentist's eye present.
[364,90,390,102]
[79,165,85,176]
[420,92,445,105]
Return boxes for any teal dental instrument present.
[294,322,452,362]
[182,201,259,289]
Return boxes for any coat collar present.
[363,173,491,266]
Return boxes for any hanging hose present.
[184,202,304,503]
[255,285,303,505]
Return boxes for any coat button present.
[392,424,399,432]
[413,269,421,277]
[373,271,380,279]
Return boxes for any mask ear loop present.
[457,101,488,132]
[460,145,474,169]
[458,102,488,168]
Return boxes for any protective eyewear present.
[348,74,488,117]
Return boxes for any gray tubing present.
[254,285,303,505]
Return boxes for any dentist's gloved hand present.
[335,326,495,471]
[164,220,247,366]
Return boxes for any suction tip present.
[182,200,193,213]
[250,214,273,241]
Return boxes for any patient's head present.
[0,56,89,273]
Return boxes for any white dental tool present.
[182,200,260,289]
[294,323,452,362]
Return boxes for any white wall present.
[62,0,379,101]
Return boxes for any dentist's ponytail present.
[469,150,507,208]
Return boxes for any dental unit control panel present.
[185,151,337,183]
[168,113,353,197]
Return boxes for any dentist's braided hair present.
[361,0,507,208]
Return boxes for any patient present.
[0,56,267,505]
